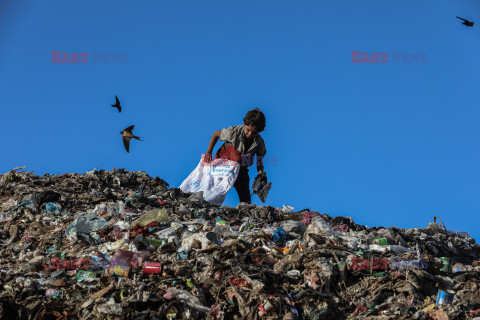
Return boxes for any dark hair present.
[243,108,266,132]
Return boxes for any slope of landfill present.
[0,168,479,320]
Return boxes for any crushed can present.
[77,270,97,281]
[258,300,274,317]
[436,289,454,306]
[439,257,452,273]
[142,261,162,274]
[371,238,388,246]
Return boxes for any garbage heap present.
[0,168,479,320]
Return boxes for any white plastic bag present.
[180,157,240,206]
[303,216,337,240]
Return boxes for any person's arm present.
[204,130,221,163]
[256,142,266,175]
[257,165,264,175]
[257,155,264,174]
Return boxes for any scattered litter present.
[0,167,478,319]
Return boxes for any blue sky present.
[1,1,479,239]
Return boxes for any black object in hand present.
[252,172,271,203]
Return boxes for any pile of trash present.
[0,167,479,320]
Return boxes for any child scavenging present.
[203,108,268,204]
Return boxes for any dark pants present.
[233,166,251,204]
[216,143,251,204]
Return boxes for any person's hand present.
[204,153,212,163]
[256,172,267,181]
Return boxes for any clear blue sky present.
[1,1,479,239]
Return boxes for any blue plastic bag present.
[273,227,286,243]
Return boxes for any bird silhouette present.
[456,16,474,27]
[110,95,122,113]
[120,125,143,153]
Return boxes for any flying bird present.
[110,95,122,113]
[120,125,143,153]
[456,16,474,27]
